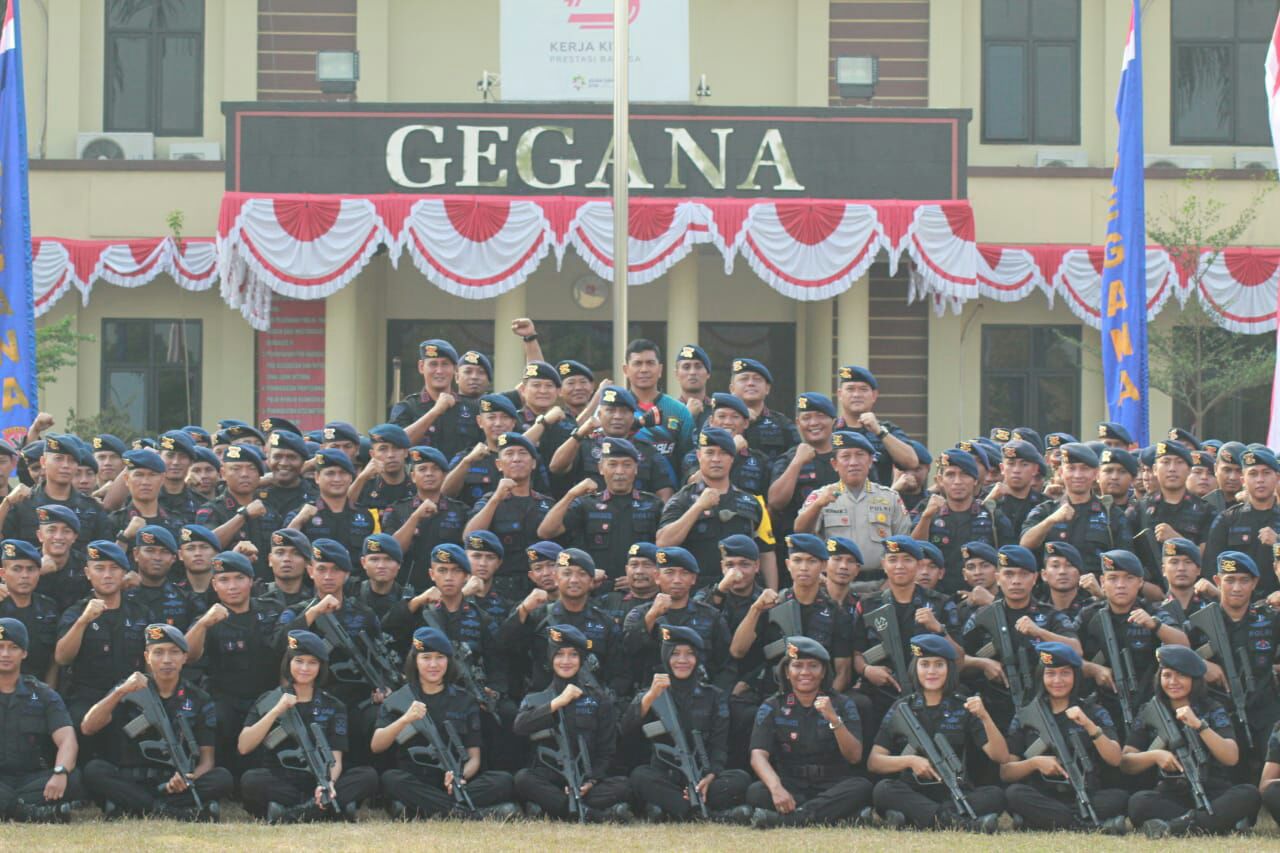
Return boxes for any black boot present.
[711,804,753,825]
[750,807,782,829]
[477,802,522,821]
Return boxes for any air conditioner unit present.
[1143,153,1212,170]
[1035,148,1088,168]
[76,131,155,161]
[168,141,221,161]
[1233,151,1276,171]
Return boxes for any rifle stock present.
[762,598,803,661]
[862,601,911,689]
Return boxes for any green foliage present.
[1146,173,1276,434]
[65,406,142,445]
[34,316,93,391]
[166,208,185,251]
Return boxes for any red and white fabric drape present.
[33,193,1280,334]
[32,236,217,317]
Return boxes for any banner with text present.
[500,0,689,102]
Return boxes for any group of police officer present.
[1,318,1280,836]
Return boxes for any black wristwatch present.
[236,506,250,519]
[51,765,67,776]
[1195,721,1210,733]
[522,333,540,343]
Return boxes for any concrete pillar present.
[794,302,808,393]
[43,0,82,157]
[666,257,699,379]
[324,284,362,427]
[222,0,258,102]
[493,285,528,389]
[835,276,870,392]
[794,0,829,107]
[802,300,831,394]
[356,0,390,101]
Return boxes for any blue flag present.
[0,1,35,440]
[1101,0,1148,445]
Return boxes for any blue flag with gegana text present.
[1101,0,1148,445]
[0,0,36,439]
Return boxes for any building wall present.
[22,0,1280,443]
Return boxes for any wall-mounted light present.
[316,50,359,95]
[695,73,711,99]
[836,55,878,99]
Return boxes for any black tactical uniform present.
[657,482,764,589]
[0,675,85,818]
[380,494,467,592]
[559,488,662,580]
[1021,497,1131,574]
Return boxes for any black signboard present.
[224,102,969,199]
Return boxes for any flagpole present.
[611,0,629,379]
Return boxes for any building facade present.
[27,0,1280,445]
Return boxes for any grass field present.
[3,807,1276,851]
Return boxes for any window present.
[102,319,202,433]
[981,325,1080,436]
[1172,0,1279,145]
[385,320,667,401]
[697,322,797,410]
[105,0,204,136]
[981,0,1080,144]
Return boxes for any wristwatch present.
[51,765,67,776]
[877,425,890,438]
[828,718,845,731]
[522,333,539,343]
[236,506,250,519]
[1195,721,1210,733]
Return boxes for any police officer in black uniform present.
[912,449,1014,595]
[1000,642,1129,833]
[728,358,800,465]
[549,385,675,500]
[127,525,197,630]
[32,505,87,612]
[383,445,466,593]
[80,623,232,820]
[745,635,871,828]
[988,440,1047,533]
[624,624,752,822]
[237,629,378,822]
[390,339,482,462]
[623,547,733,690]
[832,366,918,486]
[657,428,764,591]
[868,633,1007,832]
[1122,645,1262,837]
[259,430,316,521]
[53,541,150,738]
[511,623,633,821]
[197,443,273,573]
[500,548,625,696]
[1204,447,1280,597]
[373,626,519,820]
[1076,550,1189,737]
[446,393,527,508]
[0,540,60,683]
[0,617,82,822]
[681,393,772,501]
[184,549,282,775]
[464,432,554,602]
[539,436,662,581]
[1134,440,1218,556]
[2,433,110,550]
[1021,443,1132,575]
[768,393,839,543]
[156,430,204,523]
[284,449,377,566]
[109,449,186,550]
[353,423,414,516]
[255,528,314,609]
[345,533,412,621]
[674,344,714,429]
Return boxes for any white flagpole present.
[612,0,630,379]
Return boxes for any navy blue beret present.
[1060,443,1099,468]
[1241,447,1280,473]
[287,629,328,662]
[599,436,639,462]
[1043,541,1083,568]
[1216,550,1258,577]
[92,434,128,455]
[522,361,562,387]
[907,439,932,467]
[1096,421,1133,444]
[267,430,308,458]
[145,623,188,652]
[479,394,520,420]
[918,540,945,566]
[192,446,220,470]
[412,626,454,657]
[1012,427,1044,454]
[837,365,877,389]
[599,385,638,410]
[260,416,302,436]
[430,542,471,573]
[1165,427,1202,450]
[628,542,659,562]
[409,445,450,471]
[718,534,759,560]
[159,430,197,458]
[495,432,538,458]
[997,544,1037,573]
[938,448,979,479]
[0,617,28,650]
[660,623,704,653]
[418,339,458,363]
[466,530,505,557]
[36,504,80,532]
[320,421,361,445]
[1045,432,1077,449]
[1161,537,1200,567]
[1,538,41,564]
[1099,549,1144,577]
[460,350,493,379]
[222,443,266,473]
[211,550,255,578]
[883,535,922,560]
[270,528,311,556]
[961,541,998,565]
[1154,439,1193,465]
[362,533,403,563]
[910,633,955,661]
[135,525,177,554]
[831,430,875,454]
[786,533,828,561]
[556,359,592,382]
[312,448,355,476]
[825,536,863,563]
[731,357,772,385]
[1216,441,1247,467]
[524,539,559,564]
[697,427,736,455]
[1098,447,1138,476]
[124,448,166,473]
[1036,641,1082,669]
[1155,644,1206,678]
[311,538,353,573]
[785,635,830,663]
[1001,439,1044,465]
[675,344,712,372]
[369,423,411,449]
[556,547,596,573]
[795,392,837,419]
[656,546,699,575]
[547,623,590,654]
[84,540,128,569]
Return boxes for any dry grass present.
[2,806,1275,851]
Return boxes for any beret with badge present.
[522,361,562,387]
[267,430,308,458]
[461,350,494,379]
[36,504,80,533]
[145,623,188,653]
[837,365,877,389]
[1,538,41,564]
[628,542,659,562]
[87,540,130,571]
[271,528,312,556]
[222,443,266,473]
[826,536,863,563]
[1099,549,1144,577]
[1216,550,1258,577]
[785,635,831,663]
[731,357,773,385]
[312,448,356,476]
[409,445,450,471]
[1036,641,1082,669]
[831,430,875,454]
[883,535,923,560]
[711,393,750,420]
[961,541,998,565]
[321,421,361,445]
[418,339,458,363]
[93,433,128,456]
[362,533,403,564]
[599,436,639,462]
[1043,541,1083,568]
[599,385,638,411]
[431,542,471,573]
[310,538,353,573]
[413,626,455,657]
[260,416,302,436]
[795,392,837,419]
[1098,447,1138,477]
[495,431,538,458]
[0,617,29,650]
[479,394,520,420]
[910,633,956,661]
[785,533,828,562]
[718,534,759,560]
[1155,644,1206,678]
[556,359,593,382]
[1044,432,1077,450]
[467,530,506,558]
[697,427,736,455]
[938,448,980,479]
[135,524,177,554]
[557,547,596,573]
[368,423,411,449]
[1161,537,1200,567]
[212,550,255,578]
[124,448,166,474]
[676,344,712,372]
[656,546,699,575]
[159,430,197,458]
[997,544,1038,573]
[287,629,329,662]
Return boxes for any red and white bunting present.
[568,199,713,285]
[401,197,551,299]
[28,193,1278,334]
[30,236,218,317]
[733,201,881,300]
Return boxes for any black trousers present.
[1260,780,1280,824]
[1128,781,1261,835]
[629,765,750,818]
[872,777,1005,828]
[0,769,86,816]
[213,696,257,779]
[239,766,379,818]
[381,768,515,817]
[1005,781,1130,830]
[82,760,233,815]
[513,765,630,819]
[745,775,873,825]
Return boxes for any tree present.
[35,316,93,391]
[1146,173,1275,436]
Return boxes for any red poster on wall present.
[255,298,325,431]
